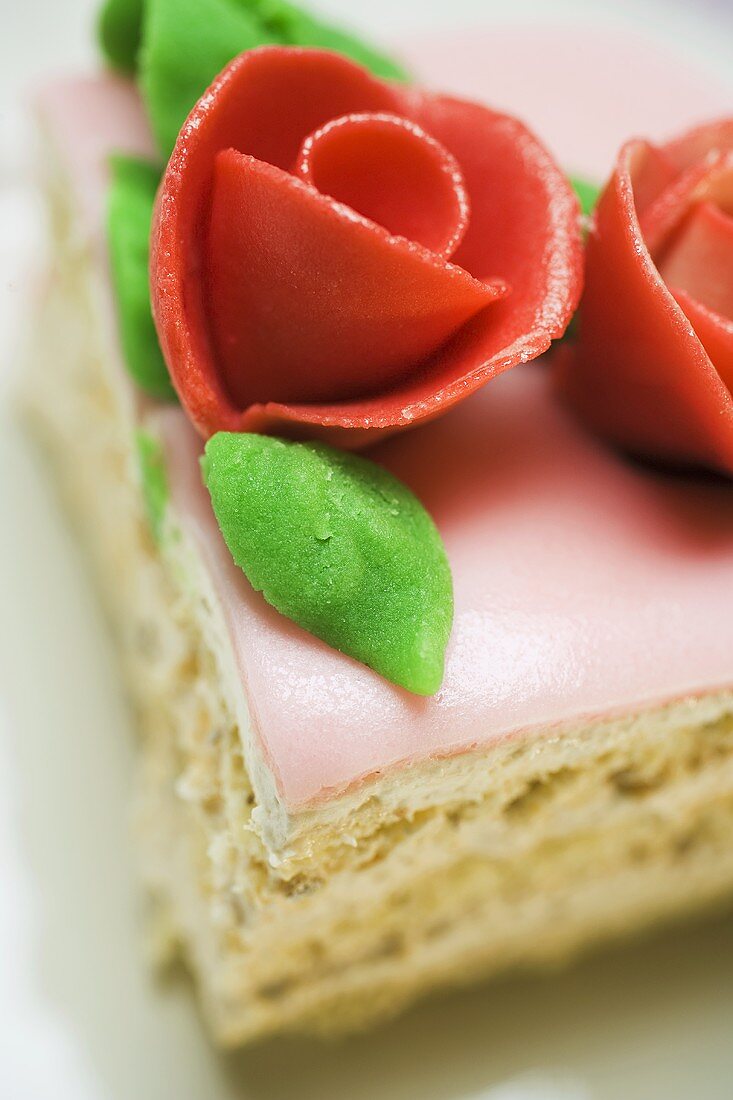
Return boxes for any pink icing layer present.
[402,25,732,182]
[36,73,155,238]
[36,28,733,809]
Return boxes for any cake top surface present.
[38,25,733,809]
[159,365,733,807]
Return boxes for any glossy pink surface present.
[402,25,731,182]
[37,73,154,236]
[158,370,733,806]
[37,29,733,809]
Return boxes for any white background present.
[1,2,733,1098]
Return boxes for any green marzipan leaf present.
[107,155,176,400]
[139,0,409,157]
[255,0,408,81]
[202,433,453,696]
[571,175,601,219]
[558,175,601,345]
[135,428,170,543]
[98,0,145,72]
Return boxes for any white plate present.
[1,2,733,1097]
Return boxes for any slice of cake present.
[25,8,733,1045]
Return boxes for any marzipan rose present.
[558,118,733,474]
[151,46,583,445]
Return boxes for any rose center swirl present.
[648,154,733,325]
[294,112,470,259]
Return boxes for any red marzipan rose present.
[151,46,582,445]
[558,118,733,474]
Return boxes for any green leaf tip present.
[107,155,177,401]
[201,433,453,696]
[98,0,145,73]
[139,0,409,156]
[135,428,170,543]
[570,175,601,219]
